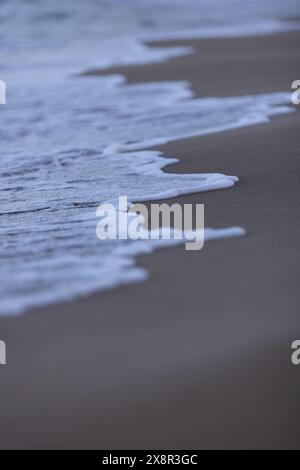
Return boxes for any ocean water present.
[0,0,299,315]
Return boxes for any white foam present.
[0,0,298,315]
[1,0,300,80]
[0,81,294,315]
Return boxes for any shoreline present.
[0,31,300,449]
[85,31,300,97]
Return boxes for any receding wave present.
[0,0,299,314]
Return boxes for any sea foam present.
[0,77,295,315]
[0,0,299,314]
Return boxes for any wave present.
[0,0,299,314]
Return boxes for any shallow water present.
[0,0,299,314]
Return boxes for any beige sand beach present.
[0,32,299,449]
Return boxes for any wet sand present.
[86,31,300,97]
[0,32,300,449]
